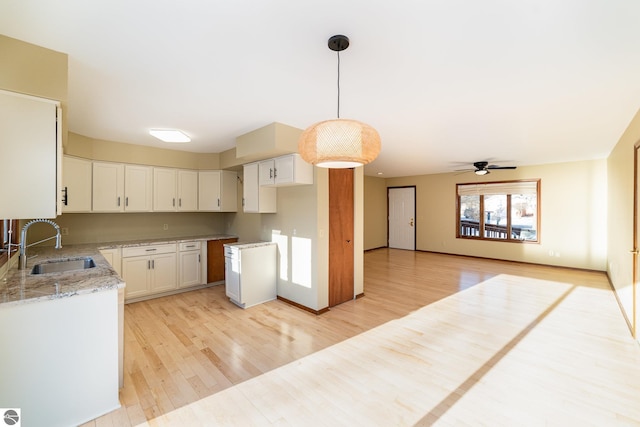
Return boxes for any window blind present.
[457,180,538,196]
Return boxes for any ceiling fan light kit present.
[298,35,381,169]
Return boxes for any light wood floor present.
[83,249,640,426]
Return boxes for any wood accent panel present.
[328,168,354,307]
[206,238,237,283]
[82,249,640,426]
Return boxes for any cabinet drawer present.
[179,241,201,251]
[122,243,177,258]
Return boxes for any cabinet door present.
[121,256,150,299]
[274,155,294,185]
[62,156,92,213]
[150,252,177,293]
[99,248,122,277]
[177,170,198,211]
[153,168,177,211]
[0,90,60,219]
[219,171,238,212]
[275,154,313,186]
[124,165,152,212]
[258,159,275,186]
[243,163,259,213]
[198,170,221,211]
[179,250,201,288]
[93,162,125,212]
[243,163,276,213]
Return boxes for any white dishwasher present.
[224,241,277,308]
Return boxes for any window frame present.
[456,179,540,243]
[0,219,19,267]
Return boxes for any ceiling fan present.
[457,161,517,175]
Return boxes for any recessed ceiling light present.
[149,129,191,143]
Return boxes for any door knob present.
[410,218,414,226]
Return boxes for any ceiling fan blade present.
[487,165,517,170]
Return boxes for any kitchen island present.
[0,245,124,427]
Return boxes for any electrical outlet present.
[61,227,69,235]
[163,224,168,230]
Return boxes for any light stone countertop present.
[0,234,237,307]
[223,241,277,250]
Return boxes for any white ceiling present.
[2,1,640,177]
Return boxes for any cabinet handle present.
[62,187,68,206]
[147,260,150,269]
[179,198,182,207]
[274,167,277,179]
[270,168,273,179]
[117,197,121,207]
[198,254,201,263]
[186,245,195,248]
[152,260,155,269]
[173,198,175,207]
[145,248,157,252]
[217,198,220,207]
[125,197,129,207]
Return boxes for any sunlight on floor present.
[137,274,640,426]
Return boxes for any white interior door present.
[388,187,416,250]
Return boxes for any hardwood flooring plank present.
[88,249,640,426]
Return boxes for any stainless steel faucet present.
[19,219,62,270]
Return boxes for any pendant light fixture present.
[298,35,381,168]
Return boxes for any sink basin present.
[30,257,96,275]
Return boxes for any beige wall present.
[50,212,225,245]
[0,34,68,145]
[227,166,364,311]
[66,132,220,169]
[377,159,608,270]
[607,108,640,336]
[364,175,388,250]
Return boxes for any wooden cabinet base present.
[207,238,238,283]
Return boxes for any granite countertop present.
[0,244,123,307]
[224,241,276,249]
[97,234,237,249]
[0,234,238,307]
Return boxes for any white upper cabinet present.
[92,162,152,212]
[62,156,92,213]
[259,154,313,187]
[92,162,125,212]
[153,168,177,211]
[243,162,276,213]
[124,165,153,212]
[177,170,198,211]
[153,168,198,212]
[198,170,238,212]
[0,90,61,219]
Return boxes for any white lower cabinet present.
[99,248,122,276]
[178,241,203,288]
[121,243,177,300]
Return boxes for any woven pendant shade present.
[298,118,381,168]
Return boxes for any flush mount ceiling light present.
[475,169,489,176]
[149,129,191,143]
[298,35,381,168]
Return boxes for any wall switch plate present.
[163,224,168,230]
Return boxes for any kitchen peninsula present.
[0,245,123,427]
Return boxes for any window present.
[0,219,19,267]
[457,180,540,243]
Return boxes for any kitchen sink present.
[30,257,96,275]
